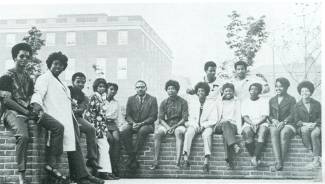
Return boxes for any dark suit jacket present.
[126,94,158,125]
[269,94,296,126]
[293,98,321,128]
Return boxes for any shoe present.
[76,178,92,184]
[270,162,283,172]
[233,144,242,155]
[109,173,120,180]
[149,161,159,170]
[176,162,181,169]
[85,175,105,184]
[86,159,102,170]
[202,164,209,173]
[182,160,190,168]
[226,161,235,170]
[44,165,68,182]
[97,172,116,180]
[251,157,257,166]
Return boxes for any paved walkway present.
[102,178,322,184]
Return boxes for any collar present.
[203,76,216,84]
[137,94,147,100]
[95,92,107,100]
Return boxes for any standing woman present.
[294,81,321,169]
[84,78,115,180]
[31,52,104,184]
[269,77,296,171]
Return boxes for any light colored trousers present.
[183,125,213,157]
[97,135,112,173]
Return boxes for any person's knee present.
[138,126,151,137]
[269,126,279,135]
[311,128,321,140]
[280,128,292,141]
[154,130,165,139]
[17,135,29,144]
[174,127,185,137]
[202,128,213,138]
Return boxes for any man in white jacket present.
[182,82,219,173]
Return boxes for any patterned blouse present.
[84,92,108,138]
[159,96,189,126]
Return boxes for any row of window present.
[4,31,128,47]
[5,57,128,80]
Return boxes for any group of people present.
[0,43,322,184]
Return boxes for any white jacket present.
[31,70,76,152]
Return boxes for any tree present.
[274,3,321,88]
[225,11,269,66]
[22,26,45,80]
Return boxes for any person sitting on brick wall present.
[241,83,269,168]
[84,78,116,180]
[120,80,158,171]
[0,43,39,184]
[150,80,189,170]
[182,82,219,173]
[268,77,297,172]
[186,61,223,100]
[214,83,243,170]
[31,52,104,184]
[294,81,321,169]
[68,72,102,172]
[103,82,123,178]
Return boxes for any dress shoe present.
[86,159,102,170]
[270,162,283,172]
[85,175,105,184]
[97,172,116,180]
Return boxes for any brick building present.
[0,13,173,104]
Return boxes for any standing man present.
[187,61,224,99]
[231,61,270,101]
[0,43,34,184]
[120,80,158,170]
[68,72,101,170]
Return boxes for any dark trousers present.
[269,125,294,166]
[242,125,268,160]
[107,129,120,174]
[4,110,30,172]
[120,124,154,156]
[215,122,238,162]
[68,117,90,180]
[299,126,321,156]
[77,117,97,161]
[38,113,64,166]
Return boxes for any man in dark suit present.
[120,80,158,170]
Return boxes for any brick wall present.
[0,123,322,184]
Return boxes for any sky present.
[0,2,321,83]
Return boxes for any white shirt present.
[241,97,269,128]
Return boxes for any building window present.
[117,57,127,80]
[46,33,56,46]
[66,32,76,46]
[97,31,107,45]
[5,59,14,70]
[65,58,75,80]
[6,34,16,47]
[96,58,106,78]
[118,31,128,45]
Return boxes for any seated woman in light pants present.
[150,80,189,170]
[84,78,115,180]
[241,83,269,168]
[294,81,321,169]
[182,82,219,173]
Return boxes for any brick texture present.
[0,123,322,184]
